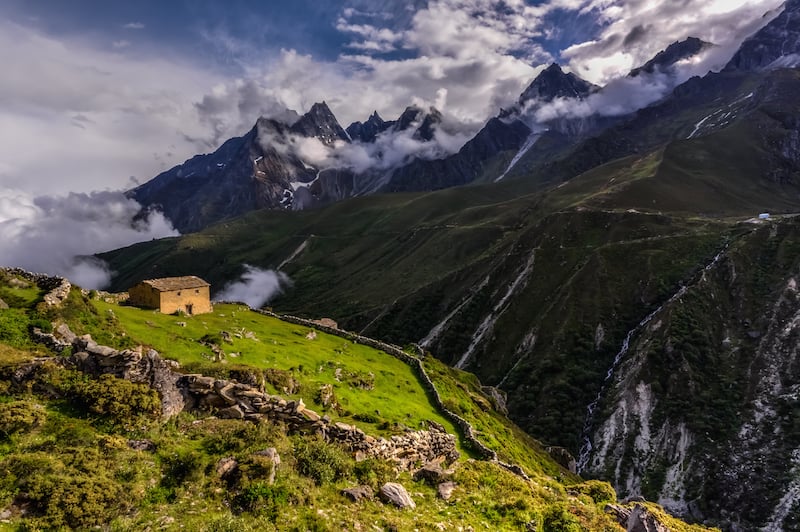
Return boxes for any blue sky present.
[0,0,784,195]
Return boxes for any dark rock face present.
[518,63,598,105]
[630,37,713,77]
[129,105,349,233]
[346,111,390,143]
[289,102,350,145]
[726,0,800,71]
[383,117,531,192]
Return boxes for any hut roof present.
[139,276,210,292]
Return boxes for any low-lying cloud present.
[215,265,291,308]
[0,189,178,289]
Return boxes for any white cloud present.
[0,19,223,195]
[0,189,178,289]
[562,0,784,84]
[123,22,145,30]
[215,265,291,308]
[112,40,131,49]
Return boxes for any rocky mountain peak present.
[725,0,800,71]
[346,110,389,143]
[290,101,350,145]
[630,37,714,77]
[519,63,597,105]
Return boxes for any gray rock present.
[216,457,238,479]
[253,448,281,484]
[0,298,8,310]
[414,461,452,485]
[218,405,245,420]
[127,439,156,452]
[605,503,669,532]
[342,485,374,502]
[437,481,456,501]
[380,482,415,509]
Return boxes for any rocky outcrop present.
[605,504,669,532]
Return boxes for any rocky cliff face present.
[726,0,800,71]
[582,221,800,531]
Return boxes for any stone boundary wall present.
[1,268,71,307]
[253,309,532,480]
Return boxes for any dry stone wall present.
[255,309,532,480]
[1,268,71,306]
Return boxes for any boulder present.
[605,503,669,532]
[0,298,7,310]
[437,481,456,501]
[380,482,415,509]
[216,457,239,480]
[218,405,245,420]
[253,448,281,484]
[413,461,453,485]
[342,485,374,502]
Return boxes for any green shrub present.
[542,504,584,532]
[0,401,46,439]
[353,458,395,489]
[233,481,290,518]
[293,435,352,485]
[569,479,617,504]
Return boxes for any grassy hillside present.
[0,271,720,531]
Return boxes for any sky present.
[0,0,786,287]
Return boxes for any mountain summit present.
[630,36,713,76]
[518,63,597,104]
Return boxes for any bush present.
[542,504,584,532]
[293,435,352,485]
[353,458,395,489]
[0,452,127,529]
[233,482,290,518]
[569,479,617,504]
[75,374,160,420]
[0,401,46,439]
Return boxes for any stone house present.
[128,276,212,315]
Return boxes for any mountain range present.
[107,2,800,530]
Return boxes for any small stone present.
[218,405,245,419]
[216,457,238,479]
[380,482,416,509]
[127,439,156,452]
[342,485,374,502]
[437,481,456,501]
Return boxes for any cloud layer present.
[0,0,784,199]
[215,265,291,308]
[0,189,178,289]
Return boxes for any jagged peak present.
[519,63,597,104]
[629,37,714,77]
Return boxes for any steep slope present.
[0,270,714,531]
[582,218,800,530]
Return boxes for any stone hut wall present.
[158,286,212,315]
